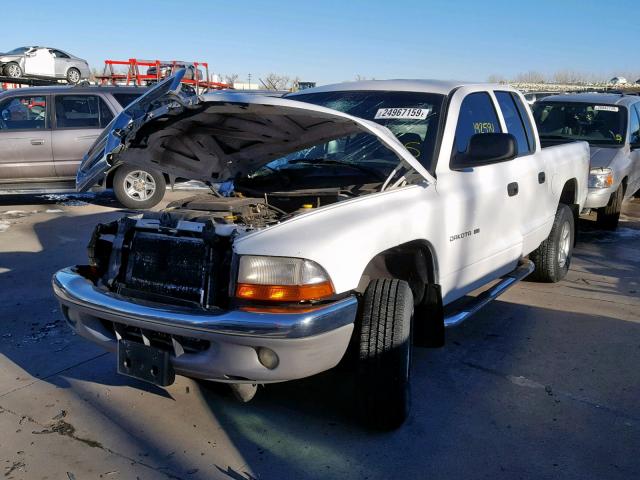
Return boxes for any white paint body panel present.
[236,83,590,305]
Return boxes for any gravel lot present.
[0,191,638,480]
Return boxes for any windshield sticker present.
[374,107,431,120]
[473,122,496,134]
[594,105,619,112]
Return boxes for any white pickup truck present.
[53,73,590,429]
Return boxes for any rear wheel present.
[66,67,81,84]
[4,62,22,78]
[112,165,166,209]
[529,204,574,283]
[355,278,412,430]
[596,185,623,230]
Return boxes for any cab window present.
[55,95,114,129]
[495,91,532,155]
[452,92,502,158]
[0,96,48,130]
[112,93,143,108]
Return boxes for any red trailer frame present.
[96,58,230,92]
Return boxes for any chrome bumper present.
[584,186,616,209]
[52,267,357,383]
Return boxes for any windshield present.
[5,47,30,55]
[532,101,627,146]
[240,130,409,192]
[290,90,445,172]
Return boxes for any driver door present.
[434,90,524,303]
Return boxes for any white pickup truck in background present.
[53,73,590,430]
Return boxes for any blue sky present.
[3,0,639,85]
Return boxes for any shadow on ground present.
[0,199,638,479]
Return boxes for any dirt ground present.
[0,190,638,480]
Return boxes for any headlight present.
[589,168,614,188]
[236,256,334,302]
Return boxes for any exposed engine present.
[86,190,354,310]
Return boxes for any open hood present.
[76,71,435,192]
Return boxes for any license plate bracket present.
[117,339,175,386]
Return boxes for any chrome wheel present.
[6,63,21,78]
[67,68,80,84]
[558,220,571,268]
[123,170,156,202]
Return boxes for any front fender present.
[233,184,437,294]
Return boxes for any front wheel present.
[355,278,413,430]
[596,185,623,230]
[66,67,81,84]
[528,204,574,283]
[112,165,166,209]
[4,62,22,78]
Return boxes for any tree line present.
[488,70,640,85]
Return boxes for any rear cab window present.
[0,95,48,130]
[54,95,114,129]
[495,91,534,155]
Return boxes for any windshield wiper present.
[289,158,386,181]
[539,134,572,140]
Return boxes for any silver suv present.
[533,93,640,229]
[0,85,168,208]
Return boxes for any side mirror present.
[453,133,518,169]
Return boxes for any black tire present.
[355,278,413,430]
[4,62,22,78]
[112,165,166,209]
[596,185,623,230]
[413,284,445,348]
[529,204,574,283]
[66,67,81,84]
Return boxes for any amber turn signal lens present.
[235,281,334,302]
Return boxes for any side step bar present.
[444,260,535,328]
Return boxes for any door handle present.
[538,171,546,184]
[507,182,519,197]
[30,139,45,145]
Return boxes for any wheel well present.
[621,176,628,194]
[559,178,577,205]
[356,240,437,304]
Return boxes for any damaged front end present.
[86,194,284,311]
[54,72,437,386]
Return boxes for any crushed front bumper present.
[52,267,357,384]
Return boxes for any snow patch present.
[41,193,95,206]
[0,220,10,232]
[45,209,64,213]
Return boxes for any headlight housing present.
[236,256,334,302]
[588,168,614,188]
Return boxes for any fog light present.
[256,347,279,370]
